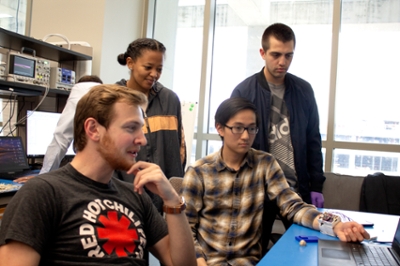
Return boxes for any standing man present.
[0,84,196,266]
[181,98,369,265]
[231,23,326,251]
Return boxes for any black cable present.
[7,96,26,136]
[8,104,22,136]
[6,95,17,136]
[15,97,26,125]
[9,96,29,136]
[0,93,15,134]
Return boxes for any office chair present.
[360,172,400,215]
[169,176,183,194]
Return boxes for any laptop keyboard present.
[0,169,40,180]
[351,243,398,266]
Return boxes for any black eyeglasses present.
[224,125,259,135]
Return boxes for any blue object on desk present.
[295,235,319,242]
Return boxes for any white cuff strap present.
[318,212,342,237]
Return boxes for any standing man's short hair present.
[77,75,103,84]
[261,23,296,51]
[73,84,148,151]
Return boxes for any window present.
[0,0,29,34]
[335,0,400,145]
[333,149,399,175]
[153,0,204,104]
[150,0,400,174]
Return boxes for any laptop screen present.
[0,136,30,173]
[26,110,75,157]
[393,218,400,259]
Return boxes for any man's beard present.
[97,133,135,171]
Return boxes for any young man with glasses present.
[181,98,369,266]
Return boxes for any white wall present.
[99,0,146,83]
[29,0,145,84]
[153,0,179,90]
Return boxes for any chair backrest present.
[323,172,365,211]
[360,172,400,215]
[169,177,183,194]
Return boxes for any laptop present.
[0,136,40,180]
[318,217,400,266]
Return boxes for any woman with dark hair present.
[115,38,186,213]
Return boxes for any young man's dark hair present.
[215,97,259,127]
[261,22,296,51]
[215,97,259,141]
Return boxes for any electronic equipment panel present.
[6,51,50,87]
[26,110,75,157]
[50,67,76,90]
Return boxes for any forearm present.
[312,215,321,230]
[0,241,40,266]
[165,212,196,266]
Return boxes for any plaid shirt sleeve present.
[181,165,206,259]
[264,156,320,228]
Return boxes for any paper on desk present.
[364,226,396,243]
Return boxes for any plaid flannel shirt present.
[181,148,320,265]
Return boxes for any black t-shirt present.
[0,164,168,265]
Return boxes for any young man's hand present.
[334,221,370,242]
[127,161,181,206]
[13,175,35,183]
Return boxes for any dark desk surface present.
[257,210,400,266]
